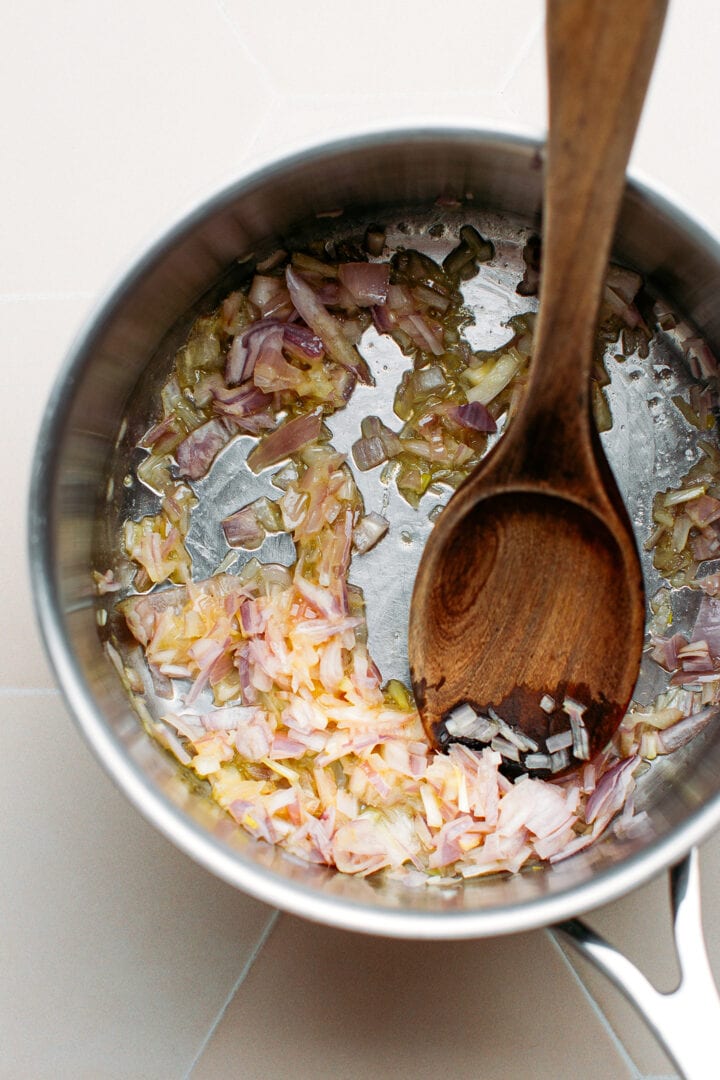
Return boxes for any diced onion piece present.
[253,335,305,393]
[584,757,639,824]
[399,313,445,357]
[411,284,452,314]
[352,435,387,471]
[696,572,720,597]
[208,381,275,427]
[253,496,283,532]
[658,706,718,753]
[248,275,292,320]
[338,262,390,307]
[639,730,658,760]
[472,717,499,742]
[663,485,707,507]
[465,349,523,406]
[444,703,477,737]
[93,569,120,595]
[491,735,520,762]
[628,706,684,731]
[487,707,537,753]
[386,283,415,315]
[545,730,573,753]
[563,697,587,720]
[227,320,277,386]
[672,514,692,553]
[683,337,719,379]
[285,267,374,385]
[280,487,309,531]
[364,225,386,257]
[606,264,643,305]
[221,504,265,549]
[420,785,444,828]
[446,706,498,743]
[525,753,552,771]
[653,507,675,528]
[459,225,494,262]
[353,513,389,554]
[449,401,497,433]
[360,416,402,456]
[248,274,289,311]
[603,285,642,329]
[137,454,174,495]
[686,494,720,528]
[539,694,556,714]
[550,749,570,773]
[569,716,590,760]
[283,323,325,360]
[139,415,186,455]
[412,365,446,395]
[271,461,299,490]
[247,410,323,473]
[176,418,233,480]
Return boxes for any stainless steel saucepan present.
[28,128,720,1077]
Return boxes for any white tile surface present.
[5,2,720,1078]
[0,693,275,1080]
[191,915,634,1080]
[633,0,720,235]
[0,0,273,296]
[219,0,544,98]
[3,295,91,688]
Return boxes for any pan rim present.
[28,122,720,938]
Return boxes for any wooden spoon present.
[408,0,668,772]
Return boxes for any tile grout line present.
[209,0,280,167]
[495,9,545,96]
[183,908,280,1079]
[544,929,646,1080]
[211,0,278,95]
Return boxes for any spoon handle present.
[519,0,667,456]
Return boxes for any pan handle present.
[552,848,718,1079]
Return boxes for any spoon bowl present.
[412,484,644,771]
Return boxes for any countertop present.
[4,2,720,1077]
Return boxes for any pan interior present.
[35,131,720,933]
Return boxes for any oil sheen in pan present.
[110,206,713,728]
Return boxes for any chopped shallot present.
[109,226,720,885]
[337,262,390,307]
[353,513,389,553]
[247,410,323,472]
[286,267,374,385]
[222,503,267,549]
[449,401,497,433]
[176,418,233,480]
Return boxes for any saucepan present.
[28,128,720,1077]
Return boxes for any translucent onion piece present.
[285,267,374,385]
[352,435,387,471]
[337,262,390,307]
[353,513,389,553]
[247,411,323,473]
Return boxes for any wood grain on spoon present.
[409,0,668,771]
